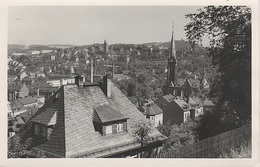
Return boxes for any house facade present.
[140,102,163,127]
[8,83,29,102]
[155,95,191,125]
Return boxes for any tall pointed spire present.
[167,21,178,95]
[170,22,176,59]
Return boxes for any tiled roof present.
[17,96,37,105]
[18,82,166,158]
[94,105,128,123]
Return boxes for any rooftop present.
[93,105,128,124]
[17,82,166,157]
[16,96,37,105]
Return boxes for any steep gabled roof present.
[18,83,166,158]
[143,103,163,116]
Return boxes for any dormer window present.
[93,105,129,136]
[31,108,57,140]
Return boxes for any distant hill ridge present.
[8,40,205,53]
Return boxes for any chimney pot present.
[74,75,84,87]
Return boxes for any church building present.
[166,23,210,101]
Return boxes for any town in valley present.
[7,6,251,158]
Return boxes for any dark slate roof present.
[18,83,166,158]
[31,108,57,125]
[16,96,37,105]
[20,107,39,123]
[94,105,128,123]
[174,79,201,89]
[143,103,163,116]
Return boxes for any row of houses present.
[139,94,214,127]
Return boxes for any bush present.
[219,142,251,158]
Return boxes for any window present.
[106,125,112,134]
[117,123,123,132]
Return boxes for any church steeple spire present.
[170,22,176,59]
[167,22,177,94]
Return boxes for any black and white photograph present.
[1,1,259,167]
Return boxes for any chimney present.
[36,87,39,96]
[112,62,115,80]
[102,74,112,98]
[90,57,93,83]
[74,75,84,87]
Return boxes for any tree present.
[185,6,251,137]
[158,121,198,152]
[131,120,153,158]
[8,136,46,158]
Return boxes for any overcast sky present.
[8,6,204,45]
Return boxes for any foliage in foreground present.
[185,6,251,139]
[219,141,251,158]
[157,120,198,152]
[8,136,46,158]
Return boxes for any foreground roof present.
[18,82,166,157]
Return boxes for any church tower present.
[167,22,177,94]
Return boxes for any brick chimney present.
[74,75,84,87]
[102,74,112,98]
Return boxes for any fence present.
[153,124,251,158]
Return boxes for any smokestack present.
[91,57,93,83]
[102,74,112,98]
[112,62,115,80]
